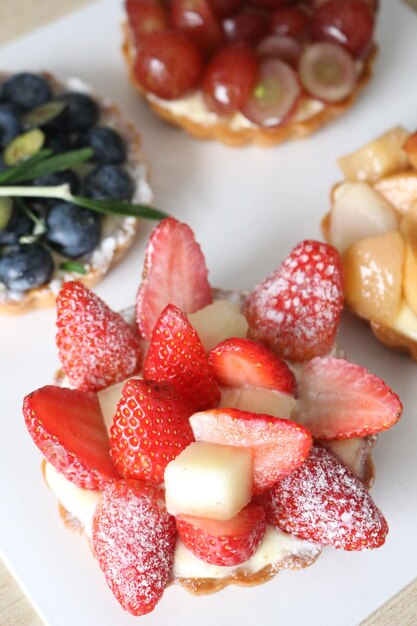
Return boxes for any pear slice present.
[342,231,405,325]
[329,182,399,252]
[374,172,417,214]
[337,126,410,183]
[401,207,417,316]
[404,130,417,170]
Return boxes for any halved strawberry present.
[93,480,176,616]
[264,446,388,550]
[190,408,312,495]
[143,304,220,411]
[209,337,296,395]
[56,281,142,392]
[23,386,119,490]
[295,356,402,440]
[110,379,194,484]
[176,502,266,566]
[136,218,212,340]
[245,240,344,361]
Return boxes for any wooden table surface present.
[0,1,416,624]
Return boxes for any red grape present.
[251,0,291,10]
[126,0,168,39]
[133,31,203,99]
[203,44,258,114]
[241,58,301,127]
[223,8,269,44]
[299,42,356,102]
[270,7,309,39]
[207,0,243,18]
[257,35,302,67]
[171,0,224,54]
[311,0,374,58]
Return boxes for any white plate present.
[1,1,417,625]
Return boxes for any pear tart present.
[0,71,152,314]
[123,0,378,147]
[323,125,417,360]
[23,218,401,617]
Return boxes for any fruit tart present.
[23,218,402,616]
[0,71,157,314]
[322,125,417,360]
[123,0,378,146]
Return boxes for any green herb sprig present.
[0,148,167,221]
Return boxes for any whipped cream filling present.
[44,461,319,580]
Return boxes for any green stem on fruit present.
[0,184,168,220]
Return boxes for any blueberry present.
[58,92,99,133]
[0,103,22,148]
[2,73,52,111]
[81,126,126,164]
[33,169,80,195]
[44,131,71,154]
[0,206,33,245]
[83,165,134,201]
[0,244,53,291]
[46,202,101,258]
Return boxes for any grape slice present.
[133,31,203,99]
[257,35,302,67]
[241,58,301,127]
[299,42,357,103]
[203,44,258,114]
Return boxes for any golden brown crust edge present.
[122,26,377,148]
[0,72,151,315]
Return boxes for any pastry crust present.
[122,25,377,148]
[0,72,153,315]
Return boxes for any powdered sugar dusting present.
[93,480,176,616]
[245,241,343,361]
[265,446,388,550]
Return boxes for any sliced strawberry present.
[190,408,312,495]
[23,385,119,490]
[209,337,296,395]
[245,240,344,361]
[136,218,212,340]
[295,356,402,440]
[176,502,266,566]
[143,304,220,411]
[56,281,142,392]
[110,379,194,484]
[264,446,388,550]
[92,480,176,616]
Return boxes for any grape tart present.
[123,0,378,147]
[23,218,402,616]
[0,71,152,314]
[322,125,417,361]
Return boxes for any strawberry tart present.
[23,218,402,616]
[322,125,417,360]
[123,0,378,146]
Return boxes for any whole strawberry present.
[245,240,344,361]
[144,304,220,411]
[136,217,212,340]
[93,480,176,616]
[56,281,142,392]
[264,446,388,550]
[110,379,194,484]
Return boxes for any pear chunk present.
[404,131,417,170]
[97,379,130,433]
[188,300,248,353]
[219,387,296,419]
[342,231,405,325]
[329,182,399,252]
[337,126,410,183]
[401,209,417,316]
[164,441,252,520]
[374,172,417,214]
